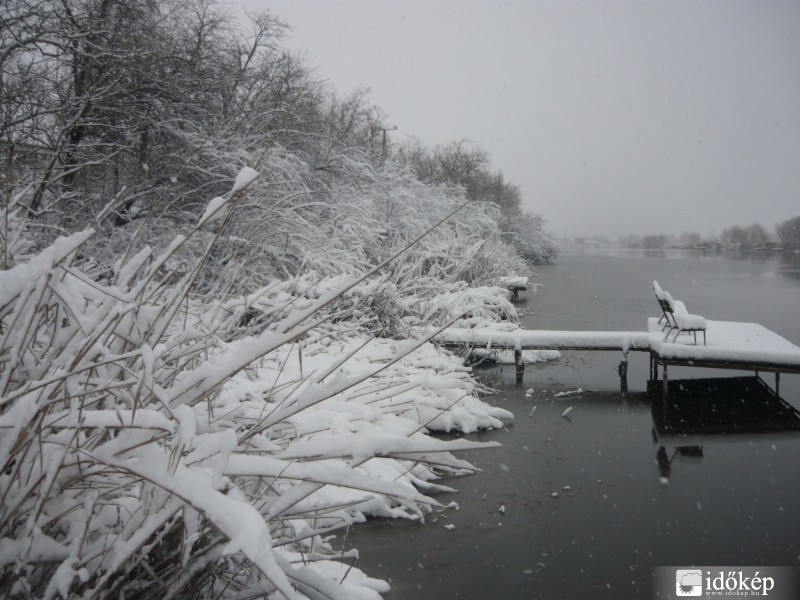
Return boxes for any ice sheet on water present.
[554,388,583,398]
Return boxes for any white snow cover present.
[554,388,583,398]
[0,228,93,308]
[648,318,800,366]
[430,323,652,351]
[672,312,707,330]
[0,230,515,599]
[196,167,260,226]
[653,280,670,302]
[231,166,260,193]
[498,276,529,289]
[469,348,562,364]
[198,195,228,225]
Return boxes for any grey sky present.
[241,0,800,239]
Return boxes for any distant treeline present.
[618,216,800,251]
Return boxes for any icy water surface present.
[346,250,800,599]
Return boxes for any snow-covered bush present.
[507,213,560,265]
[0,184,514,599]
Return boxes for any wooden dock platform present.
[429,319,800,395]
[498,276,529,300]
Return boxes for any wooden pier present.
[498,276,529,300]
[430,319,800,397]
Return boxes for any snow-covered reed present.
[0,182,514,598]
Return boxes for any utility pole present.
[380,125,398,163]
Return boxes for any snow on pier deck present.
[431,319,800,377]
[498,276,529,300]
[498,276,528,291]
[646,318,800,373]
[433,325,652,352]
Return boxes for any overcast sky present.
[239,0,800,239]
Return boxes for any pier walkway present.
[428,319,800,397]
[498,276,529,300]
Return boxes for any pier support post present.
[618,352,628,393]
[662,363,669,401]
[776,372,781,397]
[514,348,524,384]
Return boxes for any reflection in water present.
[777,251,800,281]
[656,446,704,481]
[651,376,800,482]
[651,376,800,436]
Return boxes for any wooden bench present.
[653,281,707,345]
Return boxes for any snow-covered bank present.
[0,210,517,599]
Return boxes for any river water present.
[346,250,800,599]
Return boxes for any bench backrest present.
[653,281,680,331]
[653,281,675,312]
[657,295,673,314]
